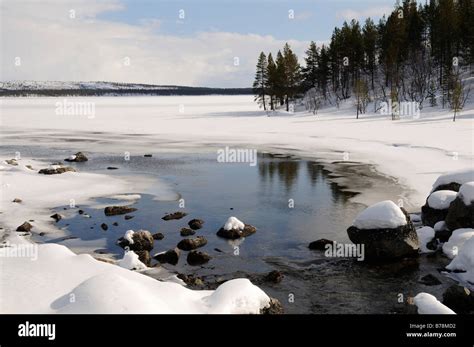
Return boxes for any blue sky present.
[100,0,396,42]
[3,0,397,87]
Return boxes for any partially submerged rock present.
[50,213,62,222]
[5,159,18,166]
[38,166,76,175]
[100,223,108,231]
[154,248,180,265]
[308,238,335,250]
[64,152,88,162]
[177,236,207,251]
[445,182,474,230]
[117,230,154,252]
[16,221,33,232]
[162,211,187,221]
[188,219,204,230]
[216,217,256,239]
[104,205,137,216]
[260,298,284,314]
[152,232,164,240]
[421,190,457,227]
[347,201,419,260]
[12,198,22,203]
[180,228,195,236]
[187,250,211,266]
[264,270,284,284]
[419,274,442,286]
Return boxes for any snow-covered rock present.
[413,293,456,314]
[124,230,135,244]
[347,201,419,260]
[434,221,447,232]
[431,169,474,193]
[118,250,147,270]
[217,216,257,239]
[224,216,245,231]
[427,190,457,209]
[458,182,474,206]
[352,201,407,230]
[416,226,436,253]
[442,229,474,259]
[446,235,474,286]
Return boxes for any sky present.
[1,0,396,87]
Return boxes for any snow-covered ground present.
[1,95,472,208]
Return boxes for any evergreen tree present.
[283,43,301,111]
[266,53,278,110]
[252,52,268,110]
[302,41,319,92]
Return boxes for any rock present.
[5,159,18,166]
[144,154,153,157]
[432,182,462,193]
[16,221,33,232]
[112,222,119,226]
[260,298,284,314]
[187,250,211,266]
[180,227,195,236]
[188,219,204,230]
[347,206,419,260]
[38,166,76,175]
[25,165,34,170]
[308,238,334,250]
[152,232,164,240]
[177,236,207,251]
[64,151,88,162]
[78,209,84,215]
[445,197,474,230]
[117,230,154,252]
[177,273,204,287]
[135,250,151,266]
[50,213,62,222]
[264,270,284,284]
[100,223,108,231]
[12,198,22,203]
[214,248,224,253]
[162,211,187,221]
[419,274,442,286]
[107,167,119,170]
[421,190,457,227]
[124,215,134,220]
[104,205,137,216]
[442,285,474,314]
[216,224,257,239]
[154,248,180,265]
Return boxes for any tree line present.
[253,0,473,120]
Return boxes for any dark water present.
[0,146,455,313]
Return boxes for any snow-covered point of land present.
[109,194,142,201]
[0,80,176,91]
[442,229,474,259]
[431,169,474,193]
[224,216,245,231]
[446,235,474,286]
[413,293,456,314]
[118,250,147,270]
[427,190,457,210]
[352,200,407,230]
[458,182,474,206]
[1,96,473,208]
[0,242,271,313]
[123,230,135,244]
[416,226,435,253]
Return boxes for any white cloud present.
[0,0,310,87]
[337,6,392,22]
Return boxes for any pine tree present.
[362,18,378,89]
[283,43,301,112]
[302,41,319,92]
[266,53,278,110]
[275,50,286,106]
[253,52,268,110]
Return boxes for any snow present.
[224,216,245,231]
[416,226,435,253]
[352,200,407,229]
[109,194,141,201]
[0,243,271,313]
[427,190,457,210]
[446,235,474,286]
[123,230,135,244]
[434,221,447,232]
[118,250,147,270]
[442,229,474,259]
[1,95,472,208]
[458,182,474,206]
[413,293,456,314]
[431,169,474,193]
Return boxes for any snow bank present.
[352,200,407,229]
[431,169,474,192]
[427,190,457,209]
[0,243,271,314]
[416,226,435,253]
[413,293,456,314]
[446,236,474,286]
[443,229,474,259]
[458,182,474,206]
[224,216,245,231]
[124,230,135,244]
[118,250,146,270]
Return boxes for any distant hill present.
[0,81,253,96]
